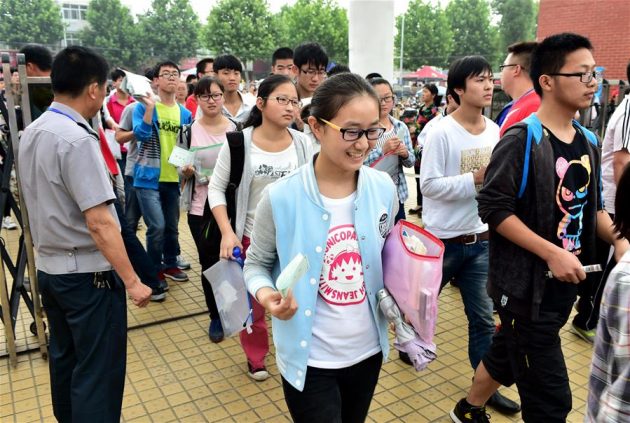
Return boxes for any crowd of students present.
[5,31,630,423]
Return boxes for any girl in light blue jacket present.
[244,73,398,422]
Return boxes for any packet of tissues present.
[402,230,428,255]
[276,254,309,297]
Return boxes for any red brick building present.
[537,0,630,81]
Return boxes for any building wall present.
[55,0,90,47]
[537,0,630,81]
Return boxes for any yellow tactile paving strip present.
[1,175,593,422]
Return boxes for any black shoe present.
[208,319,224,343]
[486,391,521,415]
[150,286,166,302]
[399,351,413,366]
[450,398,490,423]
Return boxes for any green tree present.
[445,0,500,65]
[493,0,538,53]
[277,0,348,63]
[0,0,64,48]
[80,0,143,69]
[203,0,276,62]
[394,0,453,69]
[137,0,200,63]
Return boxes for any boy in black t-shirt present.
[449,33,629,423]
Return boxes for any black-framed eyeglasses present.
[547,71,603,84]
[379,95,396,104]
[198,93,223,102]
[265,96,302,108]
[300,67,327,78]
[159,72,180,79]
[499,64,519,71]
[318,118,385,141]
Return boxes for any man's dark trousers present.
[38,270,126,423]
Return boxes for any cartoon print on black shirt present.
[555,154,591,255]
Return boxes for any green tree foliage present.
[204,0,276,62]
[277,0,349,63]
[137,0,200,63]
[80,0,142,69]
[445,0,500,65]
[394,0,453,69]
[0,0,64,48]
[493,0,538,53]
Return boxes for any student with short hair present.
[132,61,192,287]
[271,47,294,76]
[451,33,628,423]
[497,41,540,136]
[244,73,398,422]
[209,75,312,381]
[212,54,253,123]
[185,57,214,117]
[292,42,328,105]
[105,68,135,173]
[421,56,520,419]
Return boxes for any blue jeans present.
[113,196,159,289]
[124,175,141,231]
[135,182,180,270]
[440,239,495,369]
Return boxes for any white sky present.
[124,0,417,21]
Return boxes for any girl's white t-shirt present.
[308,192,381,369]
[244,142,298,237]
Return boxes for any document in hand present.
[168,145,196,168]
[276,253,309,297]
[119,69,153,99]
[370,153,400,185]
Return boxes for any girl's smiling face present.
[312,94,380,174]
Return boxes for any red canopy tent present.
[403,65,447,80]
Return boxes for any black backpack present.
[198,130,245,271]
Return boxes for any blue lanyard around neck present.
[47,107,97,139]
[48,107,77,123]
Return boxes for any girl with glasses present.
[244,73,398,422]
[177,77,236,343]
[364,78,415,223]
[208,74,311,381]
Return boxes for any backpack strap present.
[515,114,599,200]
[178,122,193,149]
[515,114,543,199]
[226,130,245,187]
[572,119,599,147]
[201,130,245,230]
[228,117,244,132]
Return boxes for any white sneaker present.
[2,216,17,230]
